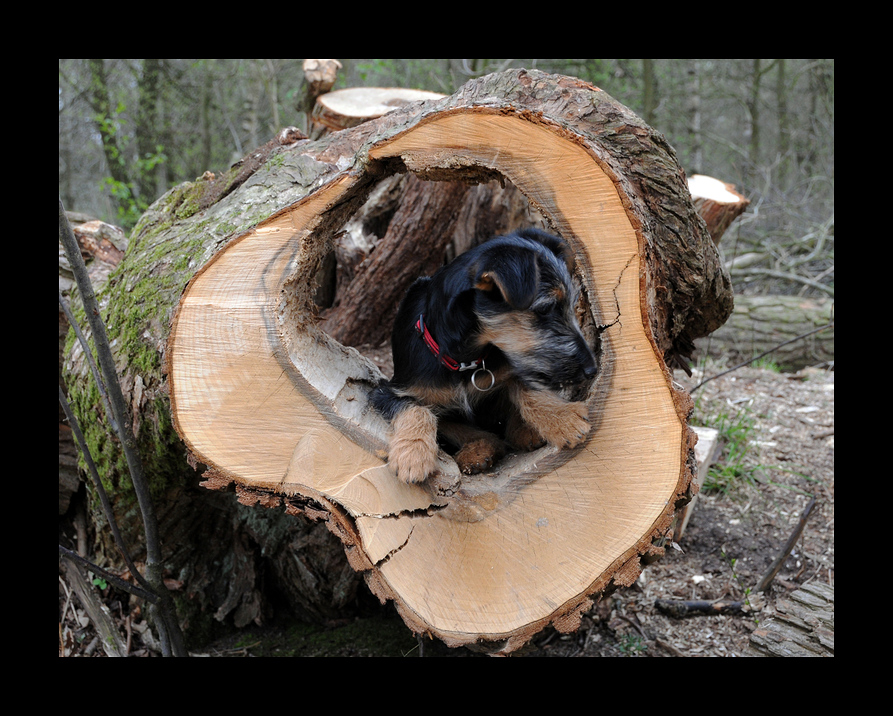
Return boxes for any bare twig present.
[58,545,159,603]
[755,496,817,593]
[58,385,151,595]
[729,267,834,296]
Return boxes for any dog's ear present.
[515,228,575,273]
[474,248,539,310]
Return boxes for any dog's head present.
[470,230,597,394]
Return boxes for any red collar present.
[415,314,486,372]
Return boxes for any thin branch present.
[755,496,817,593]
[729,267,834,296]
[690,321,834,393]
[59,199,187,657]
[58,385,152,595]
[655,598,746,618]
[58,545,159,603]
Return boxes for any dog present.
[370,228,597,483]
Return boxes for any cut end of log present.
[687,174,750,244]
[312,86,446,133]
[168,70,731,652]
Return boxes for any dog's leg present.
[510,384,591,449]
[504,407,547,452]
[438,419,507,475]
[389,403,439,483]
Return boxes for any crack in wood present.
[598,251,636,333]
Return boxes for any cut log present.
[687,174,750,243]
[745,582,834,657]
[697,294,834,370]
[167,70,732,651]
[311,86,446,135]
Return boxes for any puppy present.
[371,228,597,483]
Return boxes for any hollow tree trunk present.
[164,69,732,652]
[321,172,549,352]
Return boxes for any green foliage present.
[91,575,108,590]
[692,399,764,495]
[93,98,167,228]
[98,176,146,229]
[616,633,648,655]
[751,356,781,373]
[722,549,759,625]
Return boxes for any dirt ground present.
[526,360,836,657]
[59,360,833,657]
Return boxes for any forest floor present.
[59,359,834,657]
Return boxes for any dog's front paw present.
[514,388,591,450]
[540,401,590,449]
[455,438,505,474]
[389,405,438,483]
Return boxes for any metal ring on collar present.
[471,363,496,392]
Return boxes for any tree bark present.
[745,582,834,656]
[64,69,732,652]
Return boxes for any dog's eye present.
[533,302,555,317]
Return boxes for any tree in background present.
[59,59,832,296]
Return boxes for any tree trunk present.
[163,69,731,652]
[63,70,732,652]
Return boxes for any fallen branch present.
[655,598,746,618]
[729,267,834,296]
[755,496,817,593]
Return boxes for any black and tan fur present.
[371,229,597,483]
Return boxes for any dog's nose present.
[576,346,597,382]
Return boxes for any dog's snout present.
[581,360,597,380]
[574,336,597,379]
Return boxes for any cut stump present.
[168,70,732,652]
